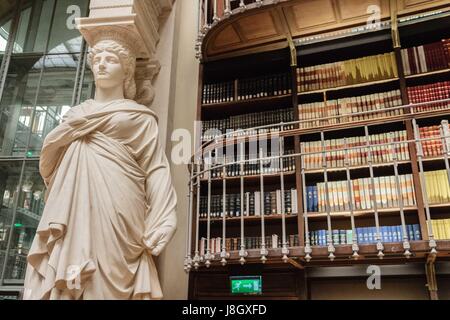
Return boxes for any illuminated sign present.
[230,276,262,295]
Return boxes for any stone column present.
[76,0,175,107]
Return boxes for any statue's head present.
[88,39,137,100]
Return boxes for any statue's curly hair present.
[87,40,137,100]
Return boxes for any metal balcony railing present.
[184,98,450,272]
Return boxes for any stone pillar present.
[76,0,175,107]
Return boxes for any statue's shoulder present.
[124,100,159,124]
[63,100,95,120]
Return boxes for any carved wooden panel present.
[206,9,286,57]
[397,0,450,15]
[213,25,242,48]
[284,0,390,37]
[189,267,307,300]
[288,0,337,31]
[235,11,281,41]
[339,0,384,21]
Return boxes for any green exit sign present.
[230,276,262,295]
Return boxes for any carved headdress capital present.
[80,26,142,57]
[77,24,142,58]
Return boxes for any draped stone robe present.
[23,99,177,300]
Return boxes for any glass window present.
[27,54,79,156]
[13,0,55,54]
[0,20,12,65]
[0,55,44,157]
[47,0,90,54]
[80,63,95,102]
[4,161,44,283]
[0,161,24,277]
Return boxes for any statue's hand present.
[146,226,176,256]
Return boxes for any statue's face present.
[92,50,125,90]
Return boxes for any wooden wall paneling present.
[189,265,307,300]
[397,0,450,16]
[206,8,286,57]
[284,0,391,38]
[284,0,339,37]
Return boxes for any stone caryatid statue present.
[23,30,177,300]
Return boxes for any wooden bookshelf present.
[404,68,450,79]
[306,207,419,220]
[303,160,412,174]
[298,77,400,96]
[190,1,450,301]
[199,214,299,224]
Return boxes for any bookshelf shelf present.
[201,94,292,110]
[199,214,299,224]
[297,78,399,97]
[200,171,297,183]
[404,68,450,80]
[303,161,411,175]
[199,240,450,265]
[306,206,418,220]
[428,203,450,209]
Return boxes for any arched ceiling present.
[201,0,450,62]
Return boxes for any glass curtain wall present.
[0,0,91,289]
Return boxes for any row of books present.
[201,73,292,105]
[298,90,403,128]
[203,150,296,179]
[308,224,422,246]
[306,174,416,213]
[401,39,450,76]
[418,123,449,158]
[202,81,234,105]
[407,81,450,112]
[296,52,398,92]
[431,219,450,240]
[424,170,450,204]
[300,130,410,170]
[199,189,298,219]
[201,108,295,141]
[199,234,300,255]
[237,73,292,101]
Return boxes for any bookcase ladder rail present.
[184,167,195,273]
[412,119,438,255]
[279,127,290,263]
[194,163,202,269]
[343,137,360,260]
[297,98,450,130]
[439,121,450,189]
[239,142,248,265]
[213,0,220,23]
[220,161,230,266]
[239,0,246,12]
[198,98,450,153]
[202,0,211,33]
[364,126,384,259]
[198,132,450,184]
[389,133,412,258]
[321,132,336,261]
[301,153,312,262]
[259,146,269,264]
[200,119,298,150]
[205,151,213,268]
[224,0,232,17]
